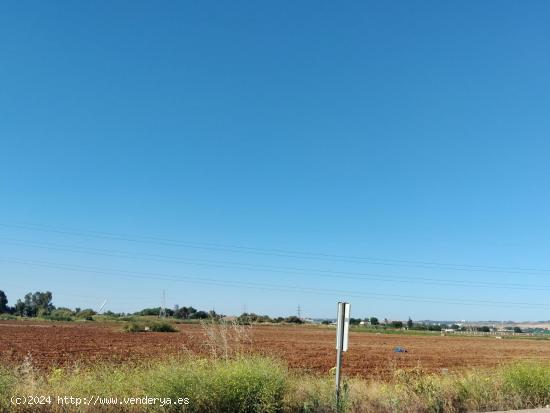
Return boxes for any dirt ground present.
[3,320,550,379]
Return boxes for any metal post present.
[335,302,346,407]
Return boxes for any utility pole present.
[159,290,166,318]
[297,305,301,319]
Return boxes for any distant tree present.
[23,293,35,317]
[321,320,331,325]
[478,326,490,333]
[369,317,379,326]
[391,321,404,329]
[513,326,522,333]
[284,316,304,324]
[191,310,209,319]
[14,299,26,316]
[407,317,413,329]
[77,309,97,319]
[208,310,222,319]
[13,291,55,317]
[136,307,173,317]
[451,324,460,330]
[236,313,272,323]
[174,306,197,319]
[349,318,362,325]
[32,291,54,316]
[0,290,7,313]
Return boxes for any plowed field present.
[3,320,550,378]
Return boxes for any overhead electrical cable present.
[3,256,550,309]
[1,221,549,275]
[1,238,550,291]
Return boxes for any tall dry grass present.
[200,318,253,359]
[2,352,550,412]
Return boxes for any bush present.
[76,309,96,320]
[44,308,74,321]
[501,362,550,408]
[150,322,177,332]
[123,321,177,333]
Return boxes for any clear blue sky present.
[1,1,550,321]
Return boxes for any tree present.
[23,293,35,317]
[14,299,26,316]
[136,307,163,316]
[369,317,379,326]
[174,306,197,319]
[407,317,413,329]
[513,326,522,333]
[32,291,54,315]
[208,310,220,319]
[284,316,303,324]
[0,290,7,313]
[391,321,404,329]
[191,311,209,319]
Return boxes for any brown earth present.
[2,320,550,379]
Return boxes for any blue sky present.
[1,1,550,320]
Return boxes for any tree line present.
[0,290,302,323]
[0,290,99,320]
[0,290,523,331]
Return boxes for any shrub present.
[501,362,550,408]
[76,309,96,320]
[150,322,177,332]
[44,308,74,321]
[123,321,177,333]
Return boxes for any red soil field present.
[3,320,550,379]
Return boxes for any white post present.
[335,302,350,407]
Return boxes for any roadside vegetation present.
[2,355,550,412]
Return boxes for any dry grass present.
[2,353,550,412]
[200,318,253,359]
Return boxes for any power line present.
[1,238,550,292]
[3,256,550,309]
[1,221,549,275]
